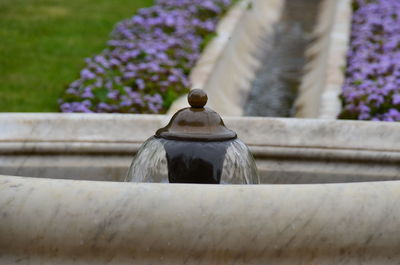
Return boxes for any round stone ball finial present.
[188,89,207,108]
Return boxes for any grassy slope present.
[0,0,153,112]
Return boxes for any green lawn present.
[0,0,153,112]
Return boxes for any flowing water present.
[125,137,259,184]
[245,0,322,117]
[125,136,169,183]
[220,139,259,184]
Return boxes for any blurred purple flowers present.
[339,0,400,121]
[60,0,233,113]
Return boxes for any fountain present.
[126,89,259,184]
[2,0,400,263]
[1,113,400,263]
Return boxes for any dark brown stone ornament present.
[155,89,237,141]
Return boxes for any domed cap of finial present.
[155,89,237,141]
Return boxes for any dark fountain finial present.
[126,89,259,184]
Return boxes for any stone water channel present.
[245,0,322,117]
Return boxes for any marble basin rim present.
[1,112,399,263]
[1,113,400,183]
[2,175,400,264]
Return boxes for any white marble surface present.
[1,113,400,151]
[1,114,400,182]
[295,0,352,118]
[1,175,400,264]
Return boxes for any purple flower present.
[82,89,94,99]
[107,90,119,100]
[393,94,400,105]
[339,0,400,122]
[60,0,233,114]
[80,69,96,80]
[97,102,112,112]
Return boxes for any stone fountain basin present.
[1,114,400,263]
[1,114,400,182]
[1,175,400,264]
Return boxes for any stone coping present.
[2,175,400,264]
[1,113,399,152]
[1,114,399,182]
[295,0,352,118]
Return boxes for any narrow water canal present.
[244,0,322,117]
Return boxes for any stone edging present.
[2,113,400,151]
[295,0,352,119]
[168,0,284,116]
[1,114,400,182]
[2,175,400,264]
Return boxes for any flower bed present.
[339,0,400,121]
[60,0,234,113]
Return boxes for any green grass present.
[0,0,153,112]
